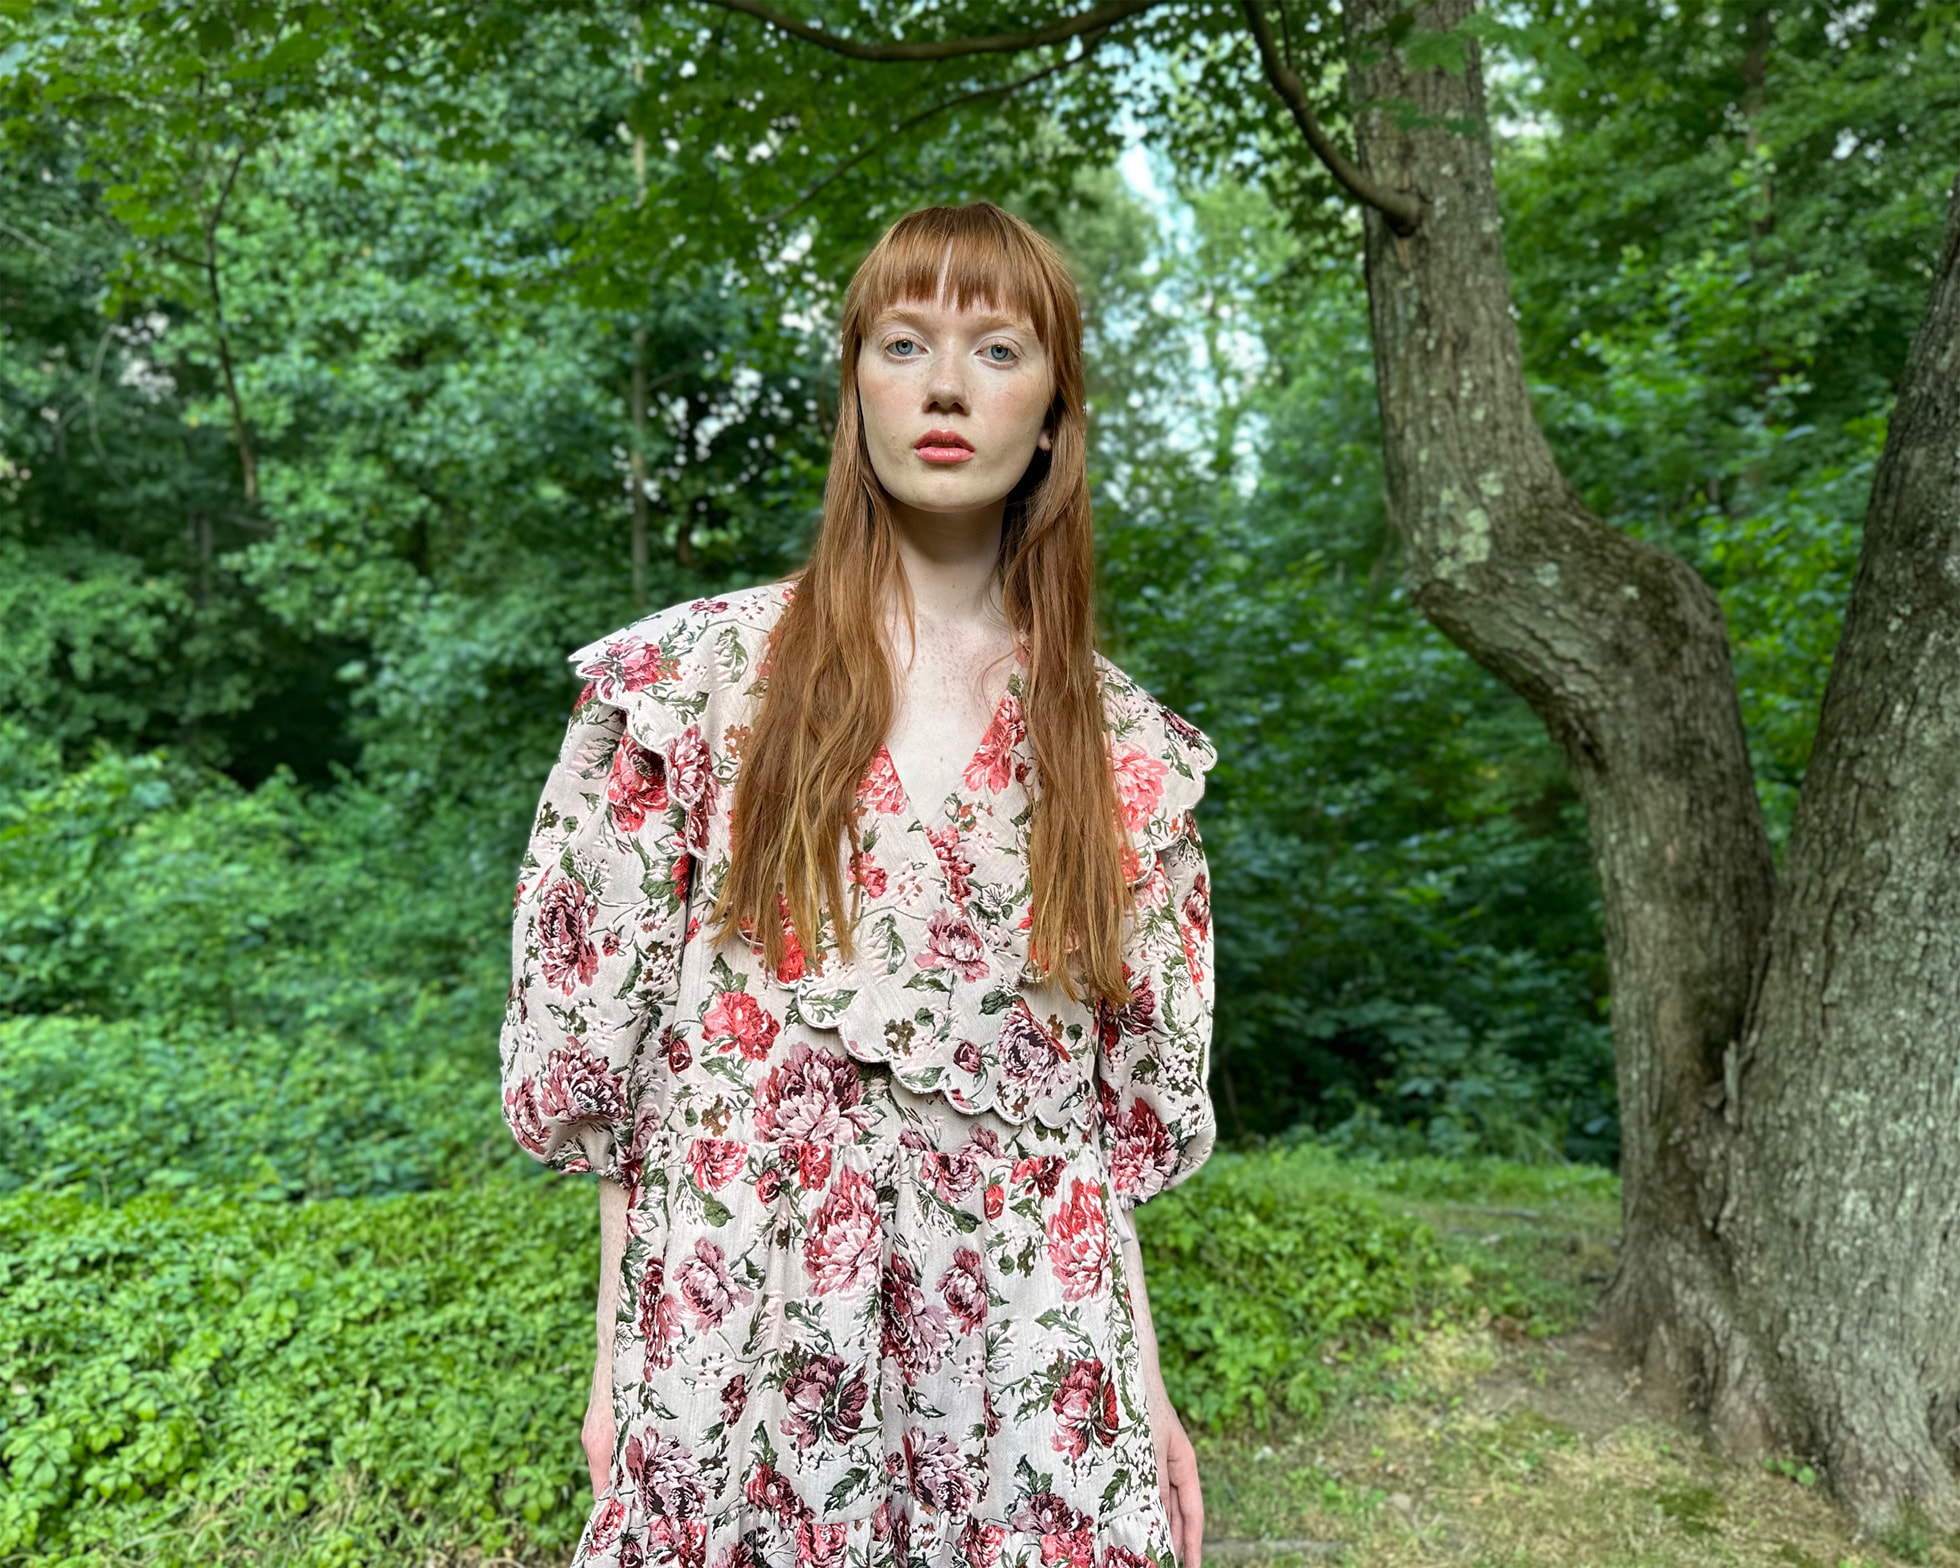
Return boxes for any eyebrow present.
[871,304,1034,333]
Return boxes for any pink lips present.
[914,428,975,464]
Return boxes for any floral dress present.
[500,581,1218,1568]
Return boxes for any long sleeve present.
[1098,815,1218,1215]
[499,683,692,1181]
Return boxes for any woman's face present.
[855,288,1055,529]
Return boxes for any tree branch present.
[692,0,1164,59]
[1240,0,1420,234]
[763,34,1108,223]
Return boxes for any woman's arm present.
[1120,1222,1204,1567]
[584,1173,631,1498]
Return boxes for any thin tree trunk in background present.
[1341,0,1780,1447]
[1724,171,1960,1531]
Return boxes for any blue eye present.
[984,343,1016,363]
[889,337,918,356]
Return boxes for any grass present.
[1182,1160,1960,1568]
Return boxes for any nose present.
[924,355,969,414]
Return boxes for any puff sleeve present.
[498,681,692,1181]
[1098,811,1219,1221]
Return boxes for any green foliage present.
[0,1176,598,1565]
[1136,1143,1544,1434]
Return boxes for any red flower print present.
[1012,1495,1095,1568]
[925,824,976,905]
[713,1540,763,1568]
[958,1514,1008,1568]
[795,1515,851,1568]
[614,638,680,691]
[744,1461,810,1528]
[638,1263,685,1374]
[753,1042,873,1143]
[803,1164,882,1295]
[919,1146,981,1204]
[624,1429,708,1522]
[1013,1154,1067,1200]
[703,989,781,1061]
[954,1037,984,1075]
[851,850,888,898]
[774,891,807,983]
[674,1236,756,1331]
[687,1138,746,1191]
[721,1372,749,1428]
[607,735,669,832]
[1159,699,1206,747]
[661,1024,693,1074]
[668,724,718,848]
[938,1248,989,1333]
[998,1005,1070,1097]
[673,852,692,901]
[918,907,990,983]
[1110,1096,1177,1203]
[882,1248,952,1384]
[1045,1178,1112,1303]
[534,1044,629,1129]
[1116,966,1157,1035]
[538,878,600,993]
[779,1353,868,1451]
[860,748,907,815]
[587,1494,628,1551]
[1109,742,1167,832]
[984,1182,1004,1220]
[962,693,1026,794]
[1057,1358,1123,1462]
[1102,1547,1154,1568]
[1182,871,1212,942]
[904,1426,976,1513]
[793,1140,833,1190]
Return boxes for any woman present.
[500,200,1218,1568]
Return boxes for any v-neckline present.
[877,683,1018,828]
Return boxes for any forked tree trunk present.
[1338,0,1960,1532]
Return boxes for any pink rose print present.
[661,1023,693,1074]
[962,694,1026,794]
[703,989,781,1061]
[1013,1154,1067,1201]
[607,735,669,832]
[753,1042,872,1143]
[851,850,888,898]
[667,724,718,849]
[919,1146,981,1204]
[780,1353,869,1451]
[538,878,600,993]
[938,1248,989,1334]
[773,891,808,984]
[904,1426,976,1513]
[803,1164,882,1295]
[714,1540,763,1568]
[1011,1494,1095,1568]
[1045,1178,1112,1303]
[624,1429,708,1522]
[882,1248,953,1384]
[1109,741,1167,833]
[687,1138,746,1191]
[587,1493,628,1551]
[1109,1096,1177,1203]
[674,1236,756,1331]
[860,748,907,815]
[998,1005,1071,1097]
[795,1515,851,1568]
[792,1140,833,1190]
[1050,1357,1121,1461]
[744,1461,809,1528]
[1102,1547,1154,1568]
[984,1182,1004,1219]
[1182,870,1212,941]
[1116,965,1157,1035]
[613,637,680,691]
[721,1372,749,1428]
[926,824,976,905]
[958,1514,1009,1568]
[918,907,990,983]
[639,1259,685,1374]
[534,1043,628,1128]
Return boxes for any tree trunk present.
[1723,172,1960,1533]
[1341,0,1779,1434]
[1336,0,1960,1530]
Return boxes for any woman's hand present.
[583,1346,616,1499]
[1149,1383,1204,1568]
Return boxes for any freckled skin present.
[855,290,1054,812]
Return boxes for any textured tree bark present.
[1722,174,1960,1532]
[1340,0,1787,1441]
[1336,0,1960,1531]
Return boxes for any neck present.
[886,499,1008,631]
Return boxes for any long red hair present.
[710,201,1130,1005]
